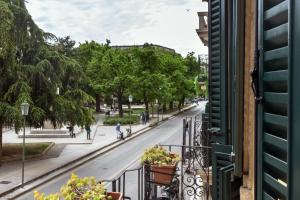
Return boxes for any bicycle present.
[126,128,132,137]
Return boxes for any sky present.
[26,0,208,57]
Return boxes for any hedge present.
[103,115,140,125]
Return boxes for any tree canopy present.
[0,0,94,163]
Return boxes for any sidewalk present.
[0,104,198,196]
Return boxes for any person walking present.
[68,125,75,138]
[116,122,121,139]
[141,112,146,125]
[85,124,91,140]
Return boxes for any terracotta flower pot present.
[107,192,123,200]
[151,164,176,185]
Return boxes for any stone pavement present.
[0,104,197,196]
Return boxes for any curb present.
[0,104,195,198]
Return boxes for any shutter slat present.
[212,37,220,44]
[212,100,220,106]
[264,132,287,152]
[212,43,219,50]
[263,70,288,82]
[211,0,219,6]
[264,172,287,197]
[212,75,220,81]
[212,113,220,119]
[211,5,220,13]
[264,152,287,174]
[264,46,288,62]
[211,13,220,20]
[212,107,221,112]
[264,92,287,105]
[263,192,276,200]
[264,23,288,50]
[211,70,220,75]
[264,113,288,127]
[264,0,288,28]
[264,23,288,40]
[212,88,220,94]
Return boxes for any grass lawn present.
[2,143,52,158]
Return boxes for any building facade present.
[204,0,300,199]
[196,11,208,46]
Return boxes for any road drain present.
[0,181,11,185]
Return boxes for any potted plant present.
[141,145,180,185]
[34,173,122,200]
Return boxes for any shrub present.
[141,145,180,166]
[34,173,112,200]
[103,115,139,125]
[123,108,145,115]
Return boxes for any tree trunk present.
[169,101,174,111]
[0,122,3,166]
[118,94,123,117]
[145,99,149,114]
[151,102,154,117]
[163,103,167,113]
[96,94,101,113]
[180,96,185,110]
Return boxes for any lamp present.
[128,95,133,133]
[20,101,29,186]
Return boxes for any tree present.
[131,45,166,114]
[0,0,43,164]
[0,0,95,164]
[56,36,76,57]
[88,47,135,117]
[184,52,199,78]
[75,41,109,112]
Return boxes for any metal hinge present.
[230,152,235,162]
[251,48,263,104]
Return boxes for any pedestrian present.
[68,125,75,138]
[116,122,121,139]
[141,112,146,125]
[85,124,91,140]
[140,112,143,124]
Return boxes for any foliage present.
[34,173,113,200]
[130,45,167,112]
[123,108,145,115]
[141,146,180,166]
[103,114,139,125]
[77,41,200,115]
[0,0,95,163]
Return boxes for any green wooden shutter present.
[212,144,240,200]
[257,0,289,199]
[229,0,245,178]
[290,1,300,199]
[208,0,228,144]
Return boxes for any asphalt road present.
[17,104,205,200]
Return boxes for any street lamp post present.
[20,102,29,186]
[128,95,133,133]
[156,99,159,122]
